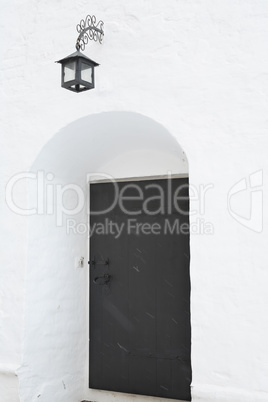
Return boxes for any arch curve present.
[32,111,188,179]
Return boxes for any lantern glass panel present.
[63,61,76,82]
[81,62,93,84]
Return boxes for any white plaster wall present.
[0,372,19,402]
[1,1,268,401]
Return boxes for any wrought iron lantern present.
[57,51,99,92]
[57,15,104,93]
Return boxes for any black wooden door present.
[89,178,191,401]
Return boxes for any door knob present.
[93,273,111,285]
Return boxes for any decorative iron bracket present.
[76,15,104,51]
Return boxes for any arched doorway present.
[19,112,191,402]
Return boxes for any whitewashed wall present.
[1,1,268,401]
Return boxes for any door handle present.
[88,258,109,266]
[93,273,111,285]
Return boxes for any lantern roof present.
[56,50,99,66]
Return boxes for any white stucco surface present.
[1,1,268,401]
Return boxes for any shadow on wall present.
[32,111,188,180]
